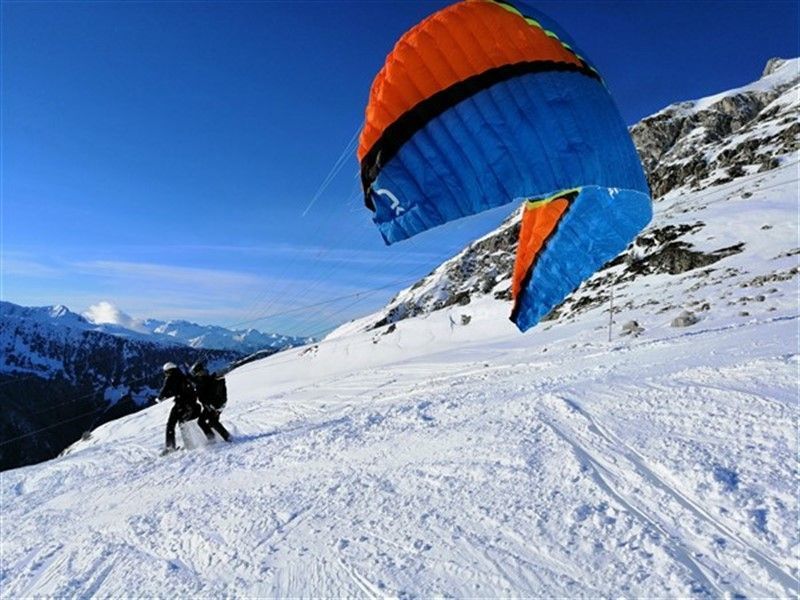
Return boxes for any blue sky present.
[2,0,798,336]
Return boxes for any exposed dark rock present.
[630,58,797,198]
[744,267,799,287]
[540,306,563,322]
[494,288,512,301]
[375,213,522,327]
[372,316,389,329]
[571,294,610,313]
[774,248,799,259]
[626,242,745,276]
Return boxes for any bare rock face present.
[671,310,700,328]
[763,57,789,77]
[373,212,521,329]
[626,240,745,277]
[631,57,798,198]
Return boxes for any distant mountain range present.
[0,300,309,470]
[82,300,310,355]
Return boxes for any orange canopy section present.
[358,0,582,161]
[511,197,570,301]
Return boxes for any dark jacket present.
[158,369,195,406]
[190,372,217,407]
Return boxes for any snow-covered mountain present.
[2,58,797,597]
[0,301,306,471]
[83,300,310,354]
[0,301,243,471]
[146,319,309,354]
[632,57,799,198]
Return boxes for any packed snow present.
[1,163,798,597]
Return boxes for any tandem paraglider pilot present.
[156,362,201,455]
[189,361,232,444]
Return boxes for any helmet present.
[162,362,178,372]
[190,361,206,375]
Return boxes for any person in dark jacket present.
[158,362,201,453]
[190,361,232,443]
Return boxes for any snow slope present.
[1,166,797,597]
[0,299,308,471]
[0,300,242,469]
[1,295,796,597]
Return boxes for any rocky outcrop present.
[374,213,521,328]
[631,57,798,197]
[623,222,746,277]
[671,310,700,328]
[620,321,644,337]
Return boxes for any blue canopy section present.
[511,186,652,332]
[369,69,649,245]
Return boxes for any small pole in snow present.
[608,287,614,343]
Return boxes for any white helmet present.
[162,362,178,372]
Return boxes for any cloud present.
[2,254,63,278]
[83,301,149,333]
[71,260,267,289]
[68,258,413,299]
[119,242,442,267]
[60,259,387,331]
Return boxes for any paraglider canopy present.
[358,0,651,332]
